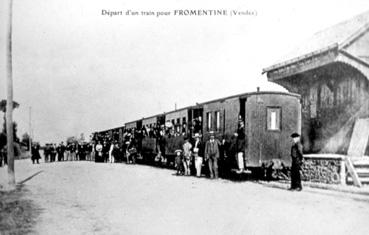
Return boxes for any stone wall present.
[301,154,345,184]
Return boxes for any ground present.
[1,160,369,235]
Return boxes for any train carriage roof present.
[199,91,300,106]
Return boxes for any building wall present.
[283,62,369,154]
[301,157,342,184]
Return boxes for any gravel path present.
[1,160,369,235]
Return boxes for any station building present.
[263,10,369,155]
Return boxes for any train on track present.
[93,90,301,177]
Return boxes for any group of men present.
[93,140,125,163]
[174,127,247,179]
[174,128,304,191]
[39,142,94,163]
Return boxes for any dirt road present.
[1,160,369,235]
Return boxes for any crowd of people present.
[25,116,303,190]
[173,121,246,179]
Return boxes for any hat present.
[194,133,201,138]
[174,149,182,153]
[290,133,300,138]
[209,131,215,136]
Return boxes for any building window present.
[206,112,212,131]
[267,107,281,131]
[215,111,220,131]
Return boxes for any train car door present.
[191,108,203,136]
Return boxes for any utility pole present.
[29,106,32,153]
[6,0,15,190]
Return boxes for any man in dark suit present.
[290,133,303,191]
[205,132,221,179]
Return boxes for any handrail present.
[345,157,362,187]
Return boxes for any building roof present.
[263,10,369,73]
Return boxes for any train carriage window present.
[206,112,212,131]
[267,107,281,131]
[215,111,220,131]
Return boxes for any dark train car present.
[109,126,125,144]
[124,119,143,158]
[201,91,301,168]
[163,105,203,165]
[125,120,140,131]
[140,114,165,162]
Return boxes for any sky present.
[0,0,368,144]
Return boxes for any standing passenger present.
[174,149,183,175]
[102,141,110,163]
[109,141,115,163]
[205,132,220,179]
[289,133,303,191]
[182,137,192,176]
[70,143,76,161]
[44,144,51,163]
[95,141,103,163]
[65,144,71,161]
[60,142,66,161]
[31,143,41,164]
[192,133,204,177]
[236,126,246,173]
[50,144,57,162]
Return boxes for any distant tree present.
[0,99,19,113]
[21,132,31,150]
[0,99,20,144]
[66,136,78,145]
[1,118,19,143]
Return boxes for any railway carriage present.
[162,105,204,165]
[140,114,165,163]
[200,91,301,170]
[94,90,302,177]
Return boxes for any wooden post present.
[6,0,15,190]
[345,157,362,187]
[340,157,346,185]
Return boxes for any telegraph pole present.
[6,0,15,190]
[29,106,32,153]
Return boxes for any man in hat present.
[192,133,204,177]
[205,132,221,179]
[290,133,303,191]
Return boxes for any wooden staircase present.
[346,157,369,186]
[345,118,369,187]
